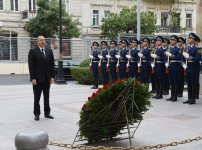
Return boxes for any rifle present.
[126,48,131,73]
[106,49,110,72]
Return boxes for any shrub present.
[79,78,151,143]
[80,58,91,67]
[71,67,103,85]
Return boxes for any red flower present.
[91,92,96,98]
[81,104,86,111]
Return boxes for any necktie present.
[41,48,46,58]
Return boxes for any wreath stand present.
[73,79,143,146]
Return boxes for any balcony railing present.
[156,26,181,33]
[22,10,37,20]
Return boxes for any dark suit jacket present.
[28,46,55,83]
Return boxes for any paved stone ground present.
[0,76,202,149]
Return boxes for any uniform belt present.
[188,61,196,63]
[102,60,107,62]
[120,60,127,62]
[142,60,149,62]
[110,60,116,62]
[170,60,180,63]
[92,61,99,62]
[156,61,164,63]
[130,61,138,62]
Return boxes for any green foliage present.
[101,6,156,39]
[71,67,103,85]
[170,11,180,27]
[25,0,80,38]
[79,79,151,143]
[79,58,91,67]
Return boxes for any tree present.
[101,6,156,39]
[25,0,80,38]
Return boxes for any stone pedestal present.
[200,74,202,95]
[15,129,49,150]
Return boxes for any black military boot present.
[166,87,174,101]
[172,87,178,102]
[183,86,191,104]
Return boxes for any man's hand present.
[31,79,37,85]
[50,78,55,84]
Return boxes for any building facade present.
[0,0,201,74]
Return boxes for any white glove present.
[151,63,155,68]
[165,52,172,57]
[98,55,103,59]
[106,55,110,59]
[183,52,189,59]
[106,63,109,67]
[183,64,187,69]
[165,63,169,67]
[115,55,120,59]
[138,63,141,67]
[126,55,131,59]
[151,54,157,59]
[138,53,143,58]
[89,55,93,59]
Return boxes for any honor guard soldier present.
[151,36,166,99]
[138,37,151,84]
[128,38,140,79]
[195,35,201,99]
[178,37,186,97]
[119,39,129,79]
[89,42,100,89]
[163,38,170,95]
[150,38,157,93]
[183,33,201,104]
[109,40,118,82]
[100,41,109,85]
[165,35,182,102]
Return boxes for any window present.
[92,10,99,26]
[65,0,70,14]
[104,10,110,18]
[161,12,168,27]
[29,0,36,12]
[0,0,3,10]
[0,34,18,61]
[186,14,192,28]
[10,0,19,11]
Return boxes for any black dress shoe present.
[91,86,98,89]
[166,97,173,101]
[45,114,54,119]
[34,115,39,121]
[189,100,196,105]
[183,100,190,104]
[156,95,163,99]
[171,98,177,102]
[177,94,183,97]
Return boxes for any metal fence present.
[0,37,91,63]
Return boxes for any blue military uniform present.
[195,35,201,99]
[91,42,100,89]
[140,37,151,84]
[129,38,139,79]
[119,39,129,79]
[163,38,170,95]
[183,33,201,104]
[166,35,182,102]
[152,36,166,99]
[100,41,109,85]
[178,37,186,97]
[150,38,156,93]
[109,40,118,82]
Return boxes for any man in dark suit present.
[28,35,55,121]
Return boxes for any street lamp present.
[55,0,66,84]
